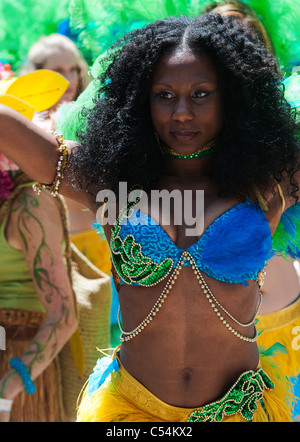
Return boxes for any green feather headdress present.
[56,0,300,141]
[68,0,212,62]
[0,0,70,72]
[68,0,300,71]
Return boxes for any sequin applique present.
[188,368,275,422]
[110,199,173,286]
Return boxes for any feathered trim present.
[200,200,273,283]
[68,0,208,62]
[272,203,300,260]
[257,297,300,378]
[283,72,300,122]
[271,73,300,259]
[251,348,296,422]
[224,348,297,422]
[242,0,300,72]
[0,0,69,72]
[68,0,300,71]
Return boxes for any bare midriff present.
[118,267,260,408]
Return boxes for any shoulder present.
[248,180,285,234]
[9,187,67,247]
[13,186,63,216]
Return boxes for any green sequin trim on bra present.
[188,368,275,422]
[110,199,174,286]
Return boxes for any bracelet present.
[32,132,68,197]
[9,358,36,395]
[0,398,13,412]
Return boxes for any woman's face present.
[43,48,80,102]
[150,49,223,154]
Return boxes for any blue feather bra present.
[110,195,274,287]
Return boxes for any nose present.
[172,97,193,122]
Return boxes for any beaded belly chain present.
[111,197,263,344]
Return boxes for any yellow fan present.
[0,78,16,95]
[0,70,69,118]
[0,94,35,120]
[6,70,69,111]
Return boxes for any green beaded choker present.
[162,139,216,159]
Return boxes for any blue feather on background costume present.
[272,203,300,259]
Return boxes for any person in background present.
[0,66,77,422]
[20,33,116,345]
[20,34,89,106]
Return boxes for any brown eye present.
[192,90,208,99]
[158,91,174,99]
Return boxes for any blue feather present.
[87,357,119,396]
[198,201,273,283]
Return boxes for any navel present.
[182,367,194,382]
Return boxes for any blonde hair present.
[20,33,90,98]
[206,1,275,54]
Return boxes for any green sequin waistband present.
[188,367,275,422]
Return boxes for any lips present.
[170,130,198,141]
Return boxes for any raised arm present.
[0,104,97,212]
[0,104,60,182]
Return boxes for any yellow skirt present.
[76,350,295,422]
[257,296,300,378]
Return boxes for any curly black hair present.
[71,13,299,200]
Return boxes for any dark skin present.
[0,48,294,407]
[103,50,284,407]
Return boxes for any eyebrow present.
[152,81,218,88]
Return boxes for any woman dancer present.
[0,14,299,421]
